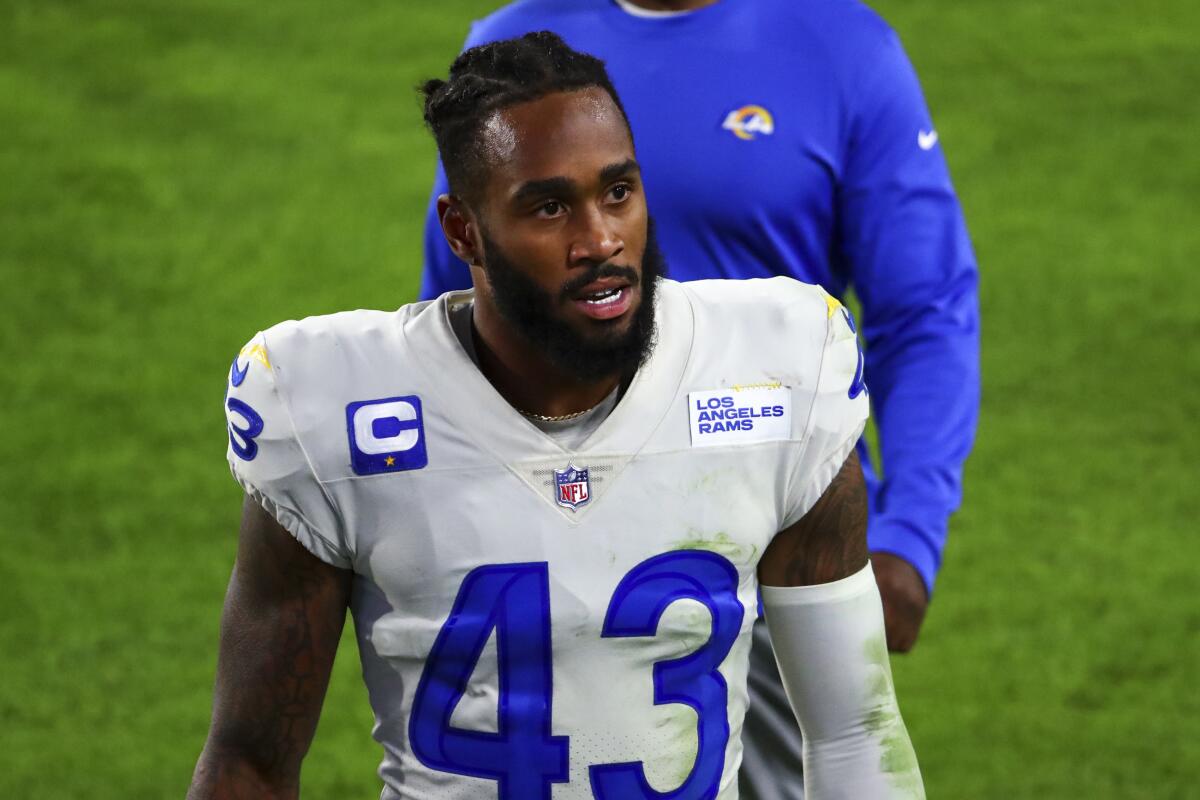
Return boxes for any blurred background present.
[1,0,1197,796]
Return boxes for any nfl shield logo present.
[554,463,591,511]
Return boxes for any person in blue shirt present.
[421,1,978,796]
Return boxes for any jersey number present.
[226,397,264,461]
[409,551,744,800]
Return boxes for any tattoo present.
[188,498,351,798]
[187,759,283,800]
[759,450,869,587]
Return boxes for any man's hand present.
[870,552,928,653]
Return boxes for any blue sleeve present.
[838,28,980,594]
[420,159,473,300]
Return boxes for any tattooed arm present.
[187,497,353,800]
[757,451,925,798]
[759,449,869,587]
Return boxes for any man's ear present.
[437,194,482,267]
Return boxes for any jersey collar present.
[403,279,694,462]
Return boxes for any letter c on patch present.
[346,395,429,475]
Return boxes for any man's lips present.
[570,278,634,320]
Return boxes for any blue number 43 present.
[409,552,744,800]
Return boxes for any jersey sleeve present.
[223,332,352,568]
[837,26,980,593]
[780,293,870,529]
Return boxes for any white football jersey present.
[223,277,867,800]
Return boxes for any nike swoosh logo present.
[230,356,249,387]
[918,129,939,150]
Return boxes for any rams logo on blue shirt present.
[722,105,775,141]
[346,395,428,475]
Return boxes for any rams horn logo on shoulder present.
[722,105,775,141]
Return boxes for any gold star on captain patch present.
[824,292,843,319]
[385,456,395,467]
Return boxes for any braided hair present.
[421,31,631,201]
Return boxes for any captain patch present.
[346,395,428,475]
[688,385,792,448]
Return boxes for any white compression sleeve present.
[761,564,925,799]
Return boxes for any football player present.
[189,32,923,799]
[420,7,980,796]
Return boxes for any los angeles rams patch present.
[688,385,791,448]
[346,395,428,475]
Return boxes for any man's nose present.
[569,206,624,266]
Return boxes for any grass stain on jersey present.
[667,600,717,655]
[861,633,924,796]
[653,704,700,790]
[641,590,714,789]
[687,468,745,495]
[670,530,757,566]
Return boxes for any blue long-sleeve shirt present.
[420,0,979,594]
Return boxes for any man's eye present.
[609,184,631,202]
[537,201,564,217]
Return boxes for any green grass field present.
[2,0,1197,796]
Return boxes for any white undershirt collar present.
[612,0,696,19]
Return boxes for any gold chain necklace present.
[517,381,624,423]
[518,406,593,423]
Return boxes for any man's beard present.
[478,219,663,383]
